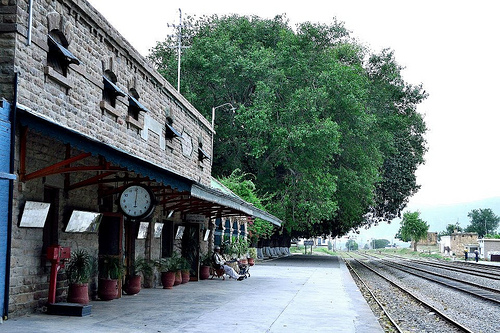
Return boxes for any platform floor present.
[1,255,383,333]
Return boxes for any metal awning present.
[48,35,80,65]
[191,180,282,226]
[17,104,191,191]
[103,76,126,97]
[16,104,282,226]
[128,95,149,113]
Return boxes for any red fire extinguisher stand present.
[46,245,71,304]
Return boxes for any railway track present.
[378,252,500,280]
[359,253,500,304]
[343,253,474,333]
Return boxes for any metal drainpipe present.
[27,0,33,45]
[4,73,19,319]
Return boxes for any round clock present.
[119,184,156,219]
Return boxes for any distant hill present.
[407,197,500,233]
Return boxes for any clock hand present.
[134,188,138,207]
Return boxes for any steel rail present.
[344,253,475,333]
[343,254,403,333]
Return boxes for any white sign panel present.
[137,222,149,239]
[65,210,102,233]
[19,201,51,228]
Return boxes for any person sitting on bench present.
[213,246,245,281]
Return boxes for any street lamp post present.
[211,103,234,163]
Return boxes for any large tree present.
[396,211,429,251]
[465,208,500,237]
[149,15,427,238]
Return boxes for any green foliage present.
[465,208,500,238]
[200,251,212,266]
[346,239,358,251]
[372,239,390,249]
[218,169,275,242]
[248,247,257,259]
[99,255,124,280]
[155,252,182,272]
[131,257,154,277]
[222,237,249,259]
[150,14,427,238]
[396,211,429,251]
[438,223,463,237]
[485,234,500,239]
[66,249,93,285]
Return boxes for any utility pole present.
[167,8,190,92]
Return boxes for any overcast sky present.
[87,1,500,224]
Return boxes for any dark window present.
[103,73,125,108]
[128,89,148,121]
[214,218,222,246]
[161,220,174,258]
[198,142,210,162]
[47,33,80,76]
[42,187,59,256]
[98,216,121,256]
[165,117,182,140]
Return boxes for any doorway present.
[98,213,123,297]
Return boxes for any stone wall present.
[10,0,212,186]
[2,0,214,317]
[10,132,101,314]
[450,232,478,258]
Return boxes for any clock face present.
[119,185,155,219]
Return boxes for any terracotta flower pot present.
[161,271,176,289]
[123,275,141,295]
[181,270,190,284]
[98,278,118,301]
[67,283,89,304]
[200,265,210,280]
[174,270,182,286]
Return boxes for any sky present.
[87,0,500,241]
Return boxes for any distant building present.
[450,232,479,258]
[478,238,500,261]
[419,232,438,246]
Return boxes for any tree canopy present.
[438,222,463,237]
[217,169,275,244]
[396,211,429,251]
[465,208,500,238]
[149,14,427,238]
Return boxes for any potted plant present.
[123,257,153,295]
[247,247,257,266]
[65,249,92,304]
[171,252,183,286]
[178,256,191,284]
[155,256,177,289]
[98,255,124,301]
[199,251,212,280]
[235,238,249,264]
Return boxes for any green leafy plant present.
[155,252,182,272]
[177,256,191,271]
[200,251,212,266]
[66,249,93,285]
[235,238,249,258]
[131,257,154,277]
[99,255,124,280]
[248,247,257,259]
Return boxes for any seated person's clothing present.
[212,252,240,279]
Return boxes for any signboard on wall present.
[154,222,164,238]
[65,210,102,233]
[19,201,51,228]
[137,222,149,239]
[185,214,205,223]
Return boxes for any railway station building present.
[0,0,281,319]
